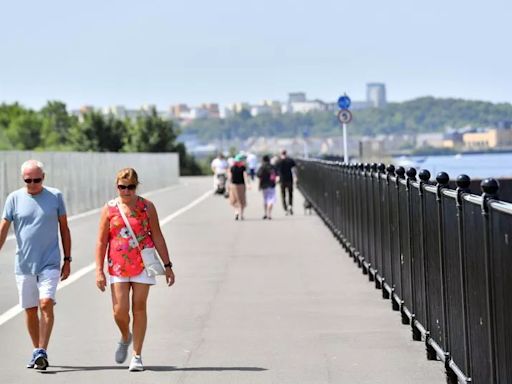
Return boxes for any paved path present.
[0,177,445,383]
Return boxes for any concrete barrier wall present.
[0,151,179,216]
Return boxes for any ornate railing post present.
[432,172,454,375]
[481,178,499,384]
[455,174,471,382]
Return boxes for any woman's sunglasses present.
[117,184,137,190]
[24,178,43,184]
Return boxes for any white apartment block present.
[102,105,127,119]
[228,102,251,114]
[289,100,326,114]
[250,104,273,116]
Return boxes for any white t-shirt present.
[247,153,258,169]
[211,158,229,173]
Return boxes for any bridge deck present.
[0,177,445,383]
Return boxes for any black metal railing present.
[296,159,512,384]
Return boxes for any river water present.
[393,152,512,179]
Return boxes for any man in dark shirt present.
[275,149,296,215]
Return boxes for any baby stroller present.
[215,172,227,195]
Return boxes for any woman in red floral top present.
[106,196,153,277]
[95,168,175,372]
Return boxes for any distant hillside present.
[181,97,512,141]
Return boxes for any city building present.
[288,92,307,104]
[366,83,387,108]
[201,103,220,118]
[79,105,94,114]
[169,104,190,119]
[463,127,512,149]
[442,132,464,148]
[140,104,157,115]
[184,107,209,120]
[250,104,273,116]
[102,105,127,119]
[415,133,445,149]
[76,105,95,122]
[289,100,327,114]
[262,100,283,115]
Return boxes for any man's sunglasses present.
[117,184,137,190]
[24,178,43,184]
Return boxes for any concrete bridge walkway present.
[0,177,445,383]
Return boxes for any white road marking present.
[0,188,211,327]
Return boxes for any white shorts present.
[109,270,156,285]
[15,269,60,309]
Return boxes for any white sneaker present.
[129,355,144,372]
[115,333,132,364]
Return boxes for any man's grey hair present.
[20,160,44,175]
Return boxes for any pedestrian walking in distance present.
[0,160,71,370]
[257,155,277,220]
[228,153,249,220]
[95,168,175,372]
[275,149,297,215]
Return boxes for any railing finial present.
[396,166,405,179]
[456,174,471,190]
[419,169,431,182]
[406,167,417,180]
[435,172,450,187]
[481,178,499,196]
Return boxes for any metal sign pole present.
[343,123,348,163]
[337,94,352,163]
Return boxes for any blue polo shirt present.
[2,187,66,275]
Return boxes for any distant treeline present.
[183,97,512,140]
[0,101,202,175]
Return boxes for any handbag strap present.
[116,200,141,249]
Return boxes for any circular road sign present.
[337,109,353,124]
[337,95,351,110]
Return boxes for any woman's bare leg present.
[131,283,150,355]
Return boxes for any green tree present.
[68,111,103,151]
[182,97,512,140]
[67,111,125,152]
[101,115,125,152]
[40,101,75,149]
[6,111,43,149]
[173,142,203,175]
[123,109,177,152]
[0,103,27,149]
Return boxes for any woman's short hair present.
[262,155,270,163]
[116,168,139,185]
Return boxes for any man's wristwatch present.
[63,256,72,263]
[163,262,173,269]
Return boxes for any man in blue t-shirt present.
[0,160,71,370]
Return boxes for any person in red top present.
[95,168,175,371]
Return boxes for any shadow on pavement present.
[40,366,267,373]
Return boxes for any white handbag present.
[117,200,165,277]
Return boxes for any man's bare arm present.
[58,215,71,259]
[0,219,11,251]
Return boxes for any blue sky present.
[0,0,510,110]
